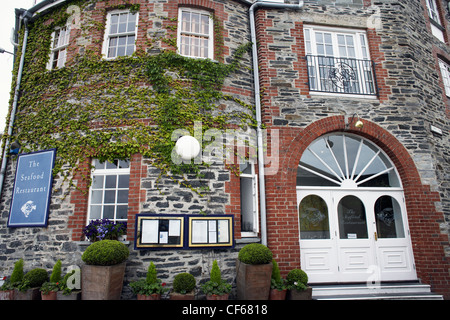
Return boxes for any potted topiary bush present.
[236,243,273,300]
[170,272,196,300]
[129,262,168,300]
[269,259,288,300]
[16,267,48,300]
[201,260,232,300]
[0,258,24,300]
[286,268,312,300]
[40,260,62,300]
[81,239,129,300]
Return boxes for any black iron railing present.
[306,55,378,96]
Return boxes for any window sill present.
[309,91,378,100]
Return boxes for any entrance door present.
[296,132,417,283]
[298,189,417,283]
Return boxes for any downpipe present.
[249,1,304,246]
[0,12,31,198]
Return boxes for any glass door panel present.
[338,195,368,239]
[374,195,405,238]
[299,195,330,239]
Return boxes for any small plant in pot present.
[57,269,81,300]
[236,243,273,300]
[269,260,288,300]
[129,262,168,300]
[170,272,196,300]
[16,267,49,300]
[286,268,312,300]
[0,259,24,300]
[40,260,62,300]
[81,240,129,300]
[201,260,232,300]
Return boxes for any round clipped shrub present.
[286,269,308,286]
[173,273,196,294]
[238,243,273,265]
[23,268,48,288]
[81,240,129,266]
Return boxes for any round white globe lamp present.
[175,135,201,160]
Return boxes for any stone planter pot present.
[82,262,126,300]
[287,287,312,300]
[169,291,195,300]
[41,291,57,300]
[269,288,287,300]
[57,290,81,300]
[0,290,15,300]
[137,293,161,300]
[236,259,273,300]
[206,293,229,300]
[14,287,41,300]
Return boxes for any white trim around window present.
[87,159,130,224]
[177,7,214,59]
[102,9,138,59]
[47,26,70,70]
[438,59,450,97]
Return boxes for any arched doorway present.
[297,133,417,283]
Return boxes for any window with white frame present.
[438,59,450,97]
[304,25,377,96]
[240,162,258,237]
[177,8,214,59]
[425,0,445,42]
[102,10,138,59]
[47,26,70,70]
[87,159,130,223]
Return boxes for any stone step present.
[311,282,444,300]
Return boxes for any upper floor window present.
[177,8,214,59]
[102,10,138,59]
[304,25,377,97]
[425,0,445,42]
[438,59,450,97]
[87,159,130,224]
[47,26,70,70]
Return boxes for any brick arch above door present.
[268,115,450,298]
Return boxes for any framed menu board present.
[134,214,234,250]
[188,216,234,248]
[135,214,185,249]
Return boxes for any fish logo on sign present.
[21,200,37,218]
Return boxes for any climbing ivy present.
[2,0,255,194]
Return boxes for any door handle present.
[374,232,378,241]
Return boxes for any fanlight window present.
[297,134,400,188]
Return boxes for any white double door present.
[298,189,417,283]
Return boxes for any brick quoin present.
[265,116,450,299]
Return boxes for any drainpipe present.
[249,1,304,246]
[0,11,32,198]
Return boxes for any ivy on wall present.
[2,0,255,194]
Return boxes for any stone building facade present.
[0,0,449,299]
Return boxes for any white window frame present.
[87,159,130,224]
[47,25,70,70]
[438,59,450,97]
[102,9,138,59]
[177,7,214,59]
[425,0,445,42]
[304,25,377,97]
[240,162,259,237]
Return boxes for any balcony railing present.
[306,55,378,96]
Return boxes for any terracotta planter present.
[41,291,57,300]
[0,290,15,300]
[169,291,195,300]
[287,287,312,300]
[57,290,81,300]
[236,259,273,300]
[82,262,126,300]
[269,288,287,300]
[14,287,41,300]
[206,293,229,300]
[137,293,161,300]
